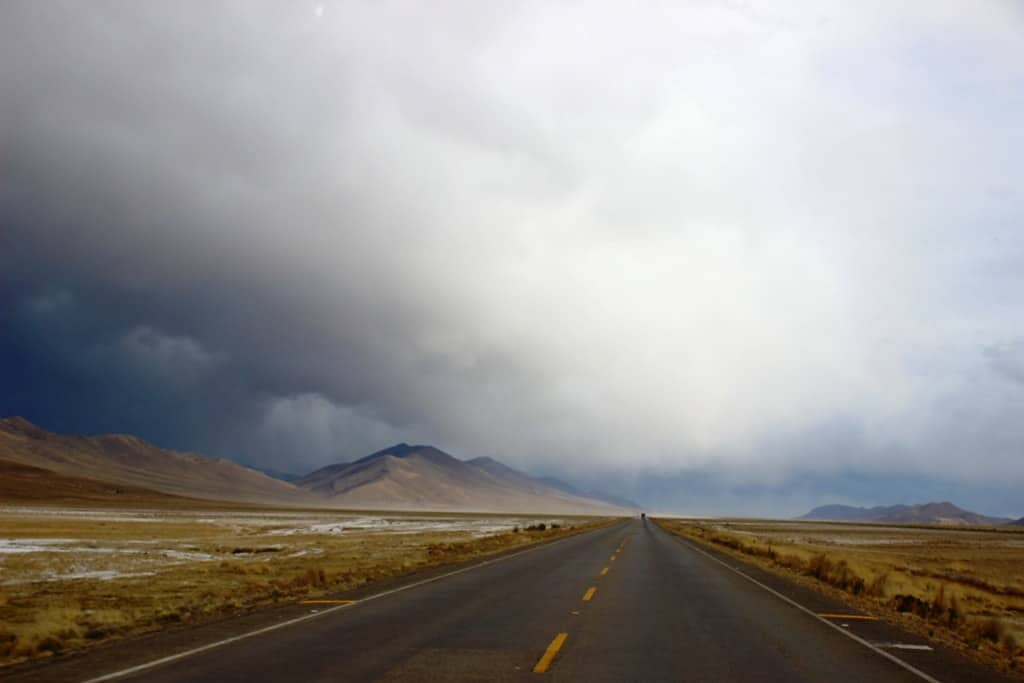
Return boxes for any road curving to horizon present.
[10,518,1017,682]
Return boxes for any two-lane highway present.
[15,519,1016,682]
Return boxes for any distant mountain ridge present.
[251,466,301,483]
[295,443,635,514]
[535,476,641,511]
[0,418,634,514]
[0,416,307,505]
[799,501,1013,526]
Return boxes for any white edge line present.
[661,529,944,683]
[82,522,624,683]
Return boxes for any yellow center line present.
[299,599,357,605]
[817,613,878,621]
[610,554,617,561]
[600,567,609,576]
[582,586,597,602]
[533,632,568,673]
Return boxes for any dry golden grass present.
[0,506,610,667]
[656,518,1024,676]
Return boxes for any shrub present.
[933,584,947,618]
[806,554,833,581]
[776,554,805,572]
[866,572,889,598]
[973,617,1004,643]
[946,594,961,627]
[35,637,62,655]
[892,594,930,618]
[299,568,326,588]
[0,630,16,658]
[789,554,866,595]
[831,561,865,595]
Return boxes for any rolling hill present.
[799,501,1012,526]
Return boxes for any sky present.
[2,1,1024,517]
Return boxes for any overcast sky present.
[2,2,1023,517]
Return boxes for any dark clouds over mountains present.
[2,2,1024,516]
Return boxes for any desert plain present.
[0,503,600,667]
[658,518,1024,673]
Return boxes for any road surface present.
[12,519,1015,682]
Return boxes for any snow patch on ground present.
[0,508,575,590]
[3,570,157,585]
[0,539,138,554]
[268,516,565,538]
[159,549,217,562]
[0,538,77,553]
[811,536,926,546]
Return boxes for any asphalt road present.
[13,519,1016,682]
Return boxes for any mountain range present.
[799,502,1013,526]
[0,417,303,504]
[9,416,1015,522]
[295,444,636,513]
[0,417,635,514]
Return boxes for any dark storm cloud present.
[2,2,1024,513]
[0,2,560,471]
